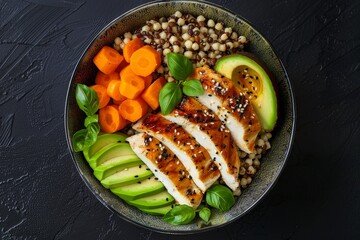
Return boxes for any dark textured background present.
[0,0,359,239]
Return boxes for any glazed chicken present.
[133,114,221,192]
[127,133,203,208]
[163,97,241,191]
[190,67,261,153]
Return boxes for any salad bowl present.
[64,0,295,234]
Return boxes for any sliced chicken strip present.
[127,133,203,208]
[190,67,261,153]
[133,114,220,192]
[163,97,240,191]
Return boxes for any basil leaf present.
[75,84,99,116]
[163,205,195,225]
[84,122,100,147]
[87,122,100,135]
[72,129,88,152]
[206,185,235,212]
[159,82,183,115]
[199,207,211,222]
[72,122,100,152]
[167,52,193,81]
[182,80,204,96]
[84,115,98,127]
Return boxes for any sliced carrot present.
[99,105,127,133]
[141,77,166,110]
[119,70,145,100]
[119,98,149,122]
[93,46,124,74]
[130,45,161,77]
[90,85,110,109]
[107,80,127,102]
[95,71,120,88]
[143,74,153,88]
[123,38,144,63]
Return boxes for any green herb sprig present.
[72,84,100,152]
[205,184,235,212]
[159,53,204,115]
[198,207,211,222]
[163,205,196,225]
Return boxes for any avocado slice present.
[88,143,136,169]
[111,176,165,201]
[83,133,127,161]
[215,53,277,131]
[93,157,143,180]
[101,164,153,189]
[128,191,175,209]
[137,204,174,216]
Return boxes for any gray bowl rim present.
[64,0,296,234]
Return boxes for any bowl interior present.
[65,0,295,234]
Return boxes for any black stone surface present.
[0,0,359,239]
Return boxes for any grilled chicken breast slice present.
[127,133,203,208]
[133,114,221,192]
[163,97,240,191]
[190,67,261,153]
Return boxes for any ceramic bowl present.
[65,0,296,234]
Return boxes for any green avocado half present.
[215,53,277,131]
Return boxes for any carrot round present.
[123,38,144,63]
[119,65,135,79]
[141,77,166,110]
[99,105,127,133]
[93,46,124,74]
[119,98,149,122]
[107,80,127,102]
[119,71,145,100]
[130,45,161,77]
[90,85,110,109]
[95,71,119,88]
